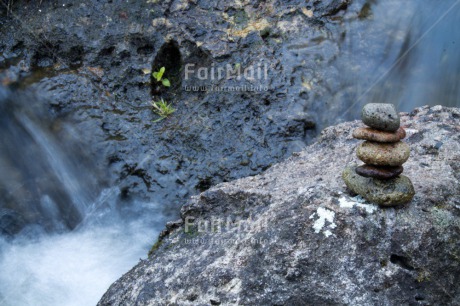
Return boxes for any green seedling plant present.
[152,67,171,87]
[150,98,175,122]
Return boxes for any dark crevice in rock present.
[98,46,115,57]
[415,295,425,301]
[66,45,84,68]
[119,50,131,60]
[390,254,415,271]
[11,41,24,54]
[210,298,221,305]
[151,41,182,99]
[196,177,213,192]
[31,42,59,68]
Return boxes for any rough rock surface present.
[353,127,406,143]
[357,141,410,166]
[342,165,414,206]
[362,103,400,132]
[99,105,460,305]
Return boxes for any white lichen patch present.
[309,207,336,237]
[404,128,419,137]
[338,195,378,214]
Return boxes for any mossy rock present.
[342,165,415,206]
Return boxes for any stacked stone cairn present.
[342,103,415,206]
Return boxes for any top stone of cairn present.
[361,103,400,132]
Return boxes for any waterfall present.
[0,88,168,305]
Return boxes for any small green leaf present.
[158,67,165,80]
[152,71,158,80]
[153,116,165,122]
[162,78,171,87]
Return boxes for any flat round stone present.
[353,127,406,143]
[357,141,410,166]
[355,165,403,180]
[342,165,415,206]
[362,103,400,132]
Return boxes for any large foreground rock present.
[99,105,460,305]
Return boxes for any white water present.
[0,90,169,305]
[0,198,166,306]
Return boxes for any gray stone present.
[342,165,414,206]
[362,103,400,132]
[99,106,460,306]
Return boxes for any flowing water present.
[0,0,459,305]
[0,89,168,305]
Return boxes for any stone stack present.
[342,103,415,206]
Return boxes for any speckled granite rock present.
[357,141,410,166]
[362,103,400,132]
[99,106,460,306]
[353,127,406,143]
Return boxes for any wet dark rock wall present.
[0,0,354,219]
